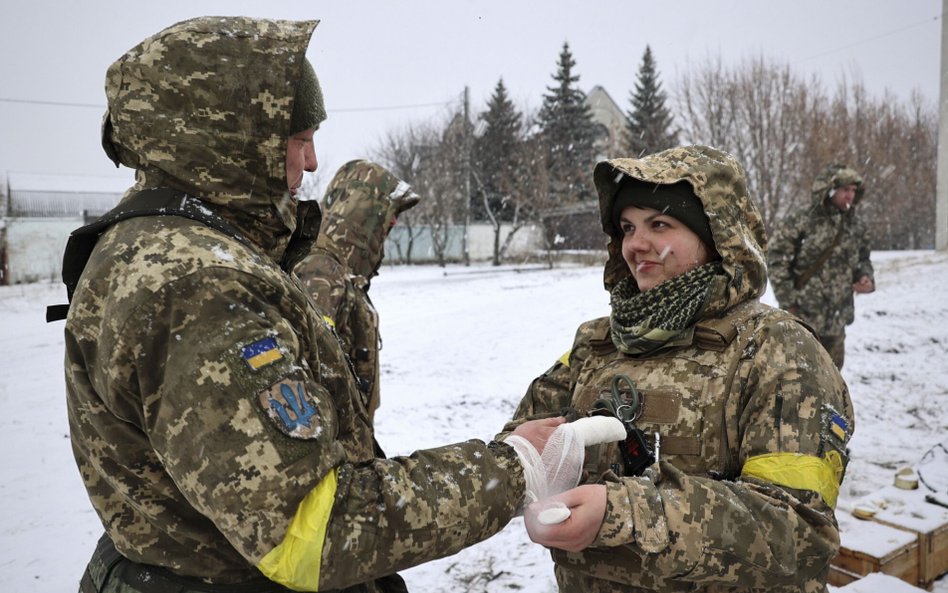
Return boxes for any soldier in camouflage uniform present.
[506,146,854,592]
[63,16,569,593]
[296,160,420,423]
[767,164,874,369]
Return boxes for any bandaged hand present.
[505,416,624,509]
[523,484,608,552]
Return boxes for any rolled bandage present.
[569,416,627,448]
[536,501,572,525]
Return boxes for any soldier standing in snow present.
[60,16,574,593]
[507,146,853,592]
[296,160,421,423]
[768,163,875,369]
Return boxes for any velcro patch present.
[259,377,322,439]
[242,337,283,371]
[829,414,848,441]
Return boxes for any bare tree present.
[373,123,434,264]
[676,54,737,150]
[678,55,815,233]
[811,82,937,249]
[678,55,937,248]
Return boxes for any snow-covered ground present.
[1,250,946,592]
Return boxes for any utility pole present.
[937,0,948,250]
[463,85,472,266]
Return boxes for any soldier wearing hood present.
[296,160,421,423]
[767,163,875,369]
[62,16,571,593]
[506,146,853,592]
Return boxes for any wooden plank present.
[832,511,920,587]
[856,485,948,589]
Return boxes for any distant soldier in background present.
[296,160,420,423]
[768,163,875,369]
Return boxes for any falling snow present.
[1,250,946,592]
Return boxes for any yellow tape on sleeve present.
[258,468,338,591]
[741,452,840,509]
[557,350,571,368]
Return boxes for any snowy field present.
[1,250,946,592]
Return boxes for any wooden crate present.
[830,511,919,587]
[833,572,931,592]
[861,485,948,590]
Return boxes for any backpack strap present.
[793,217,846,290]
[46,187,253,322]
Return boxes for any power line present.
[0,97,104,109]
[330,100,454,113]
[796,12,942,64]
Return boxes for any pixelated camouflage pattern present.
[510,146,853,592]
[101,16,321,262]
[66,16,522,591]
[312,159,421,280]
[594,145,769,317]
[296,161,420,422]
[768,163,873,338]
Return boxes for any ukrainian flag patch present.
[242,337,283,371]
[829,414,848,441]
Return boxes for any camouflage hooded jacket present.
[296,160,420,423]
[510,146,853,593]
[64,17,523,592]
[767,164,873,337]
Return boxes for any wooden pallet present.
[831,512,919,587]
[859,485,948,590]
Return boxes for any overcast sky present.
[0,0,942,189]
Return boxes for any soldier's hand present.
[509,416,566,455]
[523,485,607,552]
[853,275,875,294]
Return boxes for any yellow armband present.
[741,452,842,508]
[557,350,571,368]
[258,468,338,591]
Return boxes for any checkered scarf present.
[610,262,722,355]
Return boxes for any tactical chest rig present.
[46,187,317,322]
[571,300,800,482]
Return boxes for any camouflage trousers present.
[818,332,846,370]
[79,533,408,593]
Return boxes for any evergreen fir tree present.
[625,45,678,156]
[472,79,522,222]
[537,42,598,204]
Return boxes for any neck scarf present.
[610,262,723,355]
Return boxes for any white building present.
[586,85,627,160]
[0,172,128,284]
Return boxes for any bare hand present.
[510,417,566,455]
[853,275,874,294]
[523,484,607,552]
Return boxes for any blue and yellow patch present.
[258,377,321,439]
[829,414,848,441]
[242,337,283,371]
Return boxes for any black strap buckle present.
[591,374,655,476]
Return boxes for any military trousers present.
[818,332,845,370]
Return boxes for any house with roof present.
[586,85,627,161]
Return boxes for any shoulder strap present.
[793,218,846,290]
[46,187,253,322]
[712,302,803,478]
